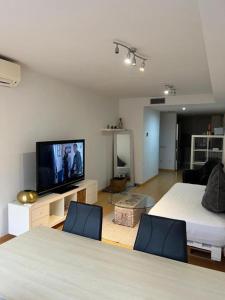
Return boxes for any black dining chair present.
[134,214,187,263]
[63,202,103,241]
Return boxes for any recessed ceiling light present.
[182,107,186,111]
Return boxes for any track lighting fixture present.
[124,50,131,64]
[113,40,148,72]
[139,60,145,72]
[164,85,176,96]
[131,54,136,66]
[115,43,119,54]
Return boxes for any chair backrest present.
[63,202,103,241]
[134,214,187,263]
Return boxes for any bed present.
[150,183,225,261]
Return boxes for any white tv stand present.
[8,180,98,236]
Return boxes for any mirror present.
[113,131,134,185]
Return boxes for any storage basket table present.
[114,193,155,227]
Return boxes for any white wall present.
[119,99,144,183]
[143,108,160,181]
[159,112,177,170]
[0,68,118,236]
[119,98,161,183]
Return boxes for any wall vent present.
[150,97,165,104]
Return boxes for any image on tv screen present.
[38,141,84,191]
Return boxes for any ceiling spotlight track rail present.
[113,40,148,71]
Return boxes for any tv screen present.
[36,139,85,195]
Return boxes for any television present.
[36,139,85,195]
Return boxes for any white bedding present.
[150,183,225,247]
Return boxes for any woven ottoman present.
[114,193,155,227]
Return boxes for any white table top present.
[0,227,225,300]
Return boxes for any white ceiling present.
[0,0,215,98]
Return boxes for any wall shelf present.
[101,129,129,133]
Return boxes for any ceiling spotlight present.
[164,89,169,95]
[139,60,145,72]
[182,107,186,111]
[131,54,136,66]
[115,43,119,54]
[124,50,131,64]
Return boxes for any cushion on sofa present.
[201,164,225,213]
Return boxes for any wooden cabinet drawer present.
[32,216,49,228]
[32,205,49,221]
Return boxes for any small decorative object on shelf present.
[107,124,110,129]
[17,190,38,204]
[117,118,123,129]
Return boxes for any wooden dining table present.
[0,226,225,300]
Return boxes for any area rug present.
[102,212,139,247]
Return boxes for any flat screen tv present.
[36,139,85,195]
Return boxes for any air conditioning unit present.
[0,58,21,87]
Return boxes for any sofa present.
[182,159,220,185]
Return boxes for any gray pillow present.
[201,163,225,213]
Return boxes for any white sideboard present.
[8,180,98,236]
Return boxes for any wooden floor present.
[97,170,225,272]
[0,234,14,245]
[1,170,225,272]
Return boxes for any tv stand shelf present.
[8,180,98,236]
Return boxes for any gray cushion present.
[202,164,225,213]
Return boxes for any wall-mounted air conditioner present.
[0,58,21,87]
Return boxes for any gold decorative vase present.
[17,190,38,204]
